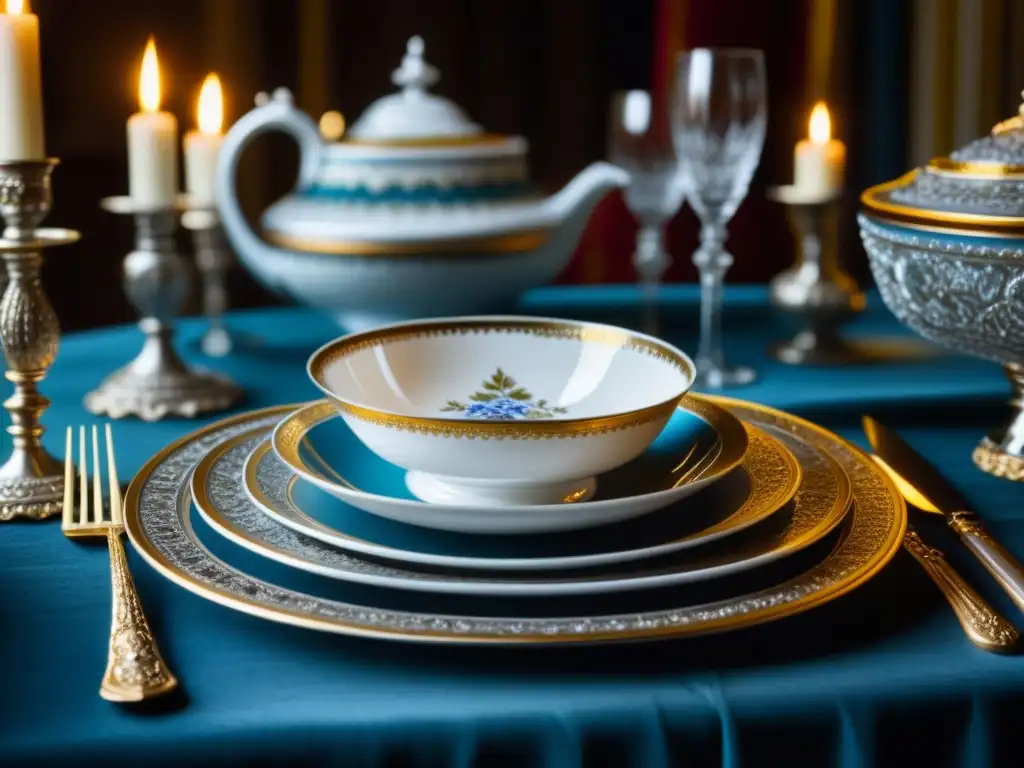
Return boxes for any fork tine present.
[105,424,122,527]
[91,426,103,523]
[78,426,88,525]
[62,426,73,528]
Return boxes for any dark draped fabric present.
[32,0,907,330]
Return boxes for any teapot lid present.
[346,36,484,143]
[861,92,1024,235]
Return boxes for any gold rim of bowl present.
[860,169,1024,236]
[306,318,697,439]
[927,156,1024,178]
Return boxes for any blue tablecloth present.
[4,285,1024,767]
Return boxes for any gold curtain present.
[908,0,1024,166]
[805,0,837,105]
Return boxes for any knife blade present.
[863,415,1024,614]
[862,416,971,514]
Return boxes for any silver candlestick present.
[767,186,865,365]
[85,196,242,420]
[182,207,235,357]
[0,159,80,520]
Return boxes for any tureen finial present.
[392,35,439,93]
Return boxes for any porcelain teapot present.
[215,36,628,330]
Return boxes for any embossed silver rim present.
[248,412,797,572]
[123,399,905,644]
[193,422,828,596]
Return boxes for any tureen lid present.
[861,92,1024,236]
[346,36,484,142]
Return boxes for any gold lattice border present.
[308,320,694,439]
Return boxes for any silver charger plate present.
[124,399,905,645]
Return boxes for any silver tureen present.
[859,99,1024,480]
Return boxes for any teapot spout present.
[544,161,629,252]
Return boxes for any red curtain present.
[562,0,809,285]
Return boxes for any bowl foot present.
[405,471,597,507]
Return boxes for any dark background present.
[30,0,912,332]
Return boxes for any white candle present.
[183,73,224,207]
[127,37,178,208]
[793,101,845,198]
[0,0,45,161]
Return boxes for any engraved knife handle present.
[949,511,1024,615]
[101,527,179,702]
[903,529,1019,653]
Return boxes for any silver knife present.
[864,415,1024,614]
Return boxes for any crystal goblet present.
[608,90,686,301]
[671,48,767,388]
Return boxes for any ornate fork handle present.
[100,527,178,702]
[903,529,1019,654]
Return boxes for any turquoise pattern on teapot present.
[299,181,533,204]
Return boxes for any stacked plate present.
[124,317,906,644]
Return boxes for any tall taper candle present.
[793,101,845,199]
[0,0,45,161]
[184,74,224,207]
[127,37,178,208]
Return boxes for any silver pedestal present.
[85,197,242,421]
[182,208,236,357]
[0,159,80,520]
[767,186,866,365]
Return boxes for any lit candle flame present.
[139,37,162,113]
[809,101,831,144]
[5,0,27,15]
[197,74,223,135]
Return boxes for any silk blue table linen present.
[3,285,1023,767]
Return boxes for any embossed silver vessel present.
[859,98,1024,480]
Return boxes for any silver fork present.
[62,424,178,702]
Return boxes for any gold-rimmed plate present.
[269,395,748,535]
[124,398,903,642]
[192,415,841,596]
[241,418,798,572]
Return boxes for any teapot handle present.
[215,88,324,269]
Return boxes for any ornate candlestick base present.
[182,207,236,357]
[0,160,80,520]
[86,197,242,421]
[767,186,866,365]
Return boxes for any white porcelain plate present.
[270,395,746,535]
[244,420,799,572]
[192,418,850,597]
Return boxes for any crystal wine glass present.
[608,90,686,301]
[671,49,767,388]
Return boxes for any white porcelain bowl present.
[307,316,696,506]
